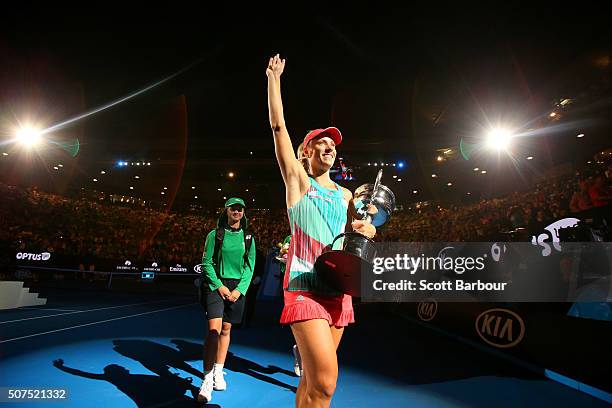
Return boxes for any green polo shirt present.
[202,228,256,295]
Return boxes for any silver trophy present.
[315,170,396,296]
[353,169,396,227]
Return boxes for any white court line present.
[19,307,79,312]
[0,299,176,324]
[0,303,196,343]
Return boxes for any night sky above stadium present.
[1,4,610,207]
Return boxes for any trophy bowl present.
[354,183,396,227]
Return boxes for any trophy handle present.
[373,169,383,196]
[359,169,383,224]
[330,233,349,249]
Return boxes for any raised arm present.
[53,359,105,380]
[266,55,306,196]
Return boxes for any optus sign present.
[16,252,51,261]
[475,308,525,348]
[417,299,438,322]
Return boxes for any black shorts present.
[201,278,245,324]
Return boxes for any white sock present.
[203,370,213,380]
[213,363,224,373]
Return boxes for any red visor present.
[303,127,342,147]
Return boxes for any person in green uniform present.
[197,197,256,404]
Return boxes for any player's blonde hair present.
[296,143,311,175]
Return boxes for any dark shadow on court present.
[171,339,297,393]
[227,302,543,386]
[52,358,213,407]
[338,304,542,385]
[112,339,203,379]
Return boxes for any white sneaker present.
[213,369,227,391]
[197,375,213,403]
[293,344,302,377]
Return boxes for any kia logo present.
[417,300,438,322]
[152,262,158,267]
[194,264,202,273]
[475,308,525,349]
[125,260,131,266]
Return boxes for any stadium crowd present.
[1,153,610,271]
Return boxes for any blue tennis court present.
[1,287,608,407]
